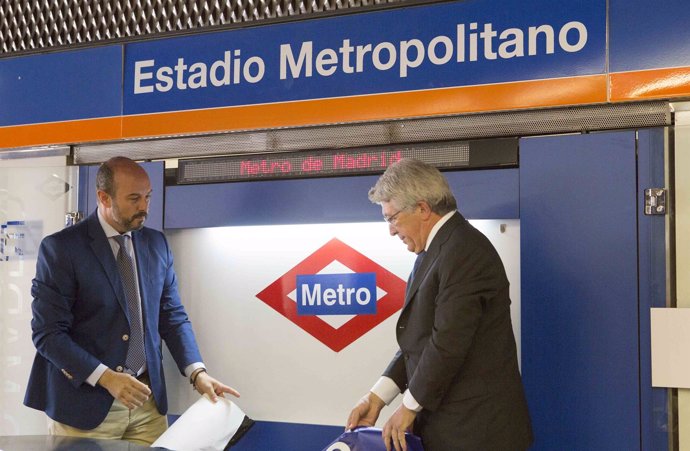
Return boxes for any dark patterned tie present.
[411,251,426,279]
[406,250,427,295]
[113,234,146,375]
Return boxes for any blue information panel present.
[610,0,690,71]
[0,46,122,127]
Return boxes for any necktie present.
[406,250,427,295]
[411,251,426,281]
[113,234,146,375]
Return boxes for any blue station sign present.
[123,0,605,115]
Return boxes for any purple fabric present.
[322,427,424,451]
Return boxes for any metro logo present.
[256,238,406,352]
[297,273,377,316]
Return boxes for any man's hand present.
[346,392,386,431]
[98,369,151,410]
[193,371,240,402]
[382,404,417,451]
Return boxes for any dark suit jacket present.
[24,211,202,430]
[384,212,533,451]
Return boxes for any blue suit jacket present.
[24,211,202,429]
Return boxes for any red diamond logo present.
[256,237,406,352]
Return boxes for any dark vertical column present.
[521,131,640,450]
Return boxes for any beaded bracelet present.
[190,368,207,389]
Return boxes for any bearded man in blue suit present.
[24,157,239,445]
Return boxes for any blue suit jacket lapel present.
[131,230,149,319]
[86,212,128,315]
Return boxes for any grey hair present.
[368,158,457,214]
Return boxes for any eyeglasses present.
[383,209,404,226]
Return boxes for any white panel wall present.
[164,219,520,426]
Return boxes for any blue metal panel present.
[81,165,99,217]
[610,0,690,71]
[166,417,342,450]
[0,46,122,126]
[164,168,519,229]
[520,132,640,450]
[144,162,165,232]
[78,162,164,232]
[77,166,91,216]
[231,420,342,451]
[447,169,519,219]
[637,128,669,451]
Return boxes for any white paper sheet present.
[152,395,248,451]
[651,307,690,388]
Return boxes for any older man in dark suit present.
[25,157,239,444]
[347,158,533,451]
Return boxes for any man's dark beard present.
[125,213,147,231]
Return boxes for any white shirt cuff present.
[370,376,401,405]
[184,362,205,378]
[402,389,423,412]
[86,364,108,387]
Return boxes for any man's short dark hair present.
[96,156,137,196]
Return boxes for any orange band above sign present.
[0,117,122,150]
[610,66,690,101]
[121,75,607,139]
